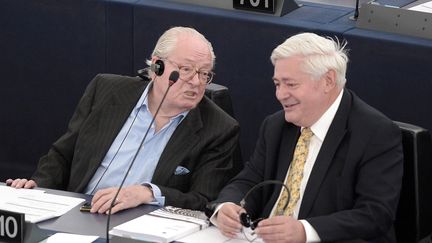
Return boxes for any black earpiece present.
[240,213,263,230]
[239,180,289,230]
[150,59,165,76]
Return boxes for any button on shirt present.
[84,82,188,206]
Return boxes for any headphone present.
[239,180,290,230]
[150,59,165,76]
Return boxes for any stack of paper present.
[0,185,85,223]
[110,206,209,243]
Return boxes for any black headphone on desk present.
[239,180,290,230]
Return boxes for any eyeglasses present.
[164,59,214,84]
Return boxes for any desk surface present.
[32,187,159,238]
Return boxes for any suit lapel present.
[151,106,202,185]
[299,90,351,218]
[276,125,301,180]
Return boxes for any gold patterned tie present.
[275,127,313,216]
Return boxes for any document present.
[110,206,209,243]
[179,226,264,243]
[42,233,98,243]
[0,185,85,223]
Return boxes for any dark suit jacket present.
[31,74,240,211]
[215,89,403,242]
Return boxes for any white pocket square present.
[174,166,190,175]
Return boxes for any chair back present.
[205,83,243,173]
[205,83,235,118]
[394,121,432,243]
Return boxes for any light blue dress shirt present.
[84,82,188,206]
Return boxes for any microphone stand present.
[350,0,360,20]
[105,71,179,243]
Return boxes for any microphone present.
[105,71,179,242]
[351,0,360,20]
[168,71,179,86]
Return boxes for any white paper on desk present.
[178,226,264,243]
[110,214,203,243]
[409,1,432,13]
[0,185,45,202]
[0,185,84,223]
[43,233,98,243]
[110,206,210,243]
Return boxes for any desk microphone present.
[105,70,179,243]
[353,0,360,20]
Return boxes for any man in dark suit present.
[212,33,403,242]
[6,26,240,214]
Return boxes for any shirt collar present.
[308,89,344,142]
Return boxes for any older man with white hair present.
[7,26,240,215]
[212,32,403,243]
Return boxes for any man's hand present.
[5,178,37,189]
[216,204,244,238]
[90,185,154,214]
[255,216,306,243]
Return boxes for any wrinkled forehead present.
[169,35,213,68]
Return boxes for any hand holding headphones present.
[239,180,290,230]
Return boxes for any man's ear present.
[324,69,337,93]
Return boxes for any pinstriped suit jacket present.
[31,73,240,210]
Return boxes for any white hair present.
[270,32,349,87]
[144,26,215,78]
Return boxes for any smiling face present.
[273,56,338,127]
[151,34,213,115]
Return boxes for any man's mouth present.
[184,91,197,98]
[283,103,298,110]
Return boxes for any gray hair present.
[144,26,215,78]
[270,32,349,87]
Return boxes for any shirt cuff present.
[300,220,321,242]
[209,202,237,227]
[143,182,165,206]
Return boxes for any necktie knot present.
[300,127,313,142]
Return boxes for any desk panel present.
[344,28,432,129]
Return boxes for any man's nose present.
[188,71,202,85]
[277,86,290,100]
